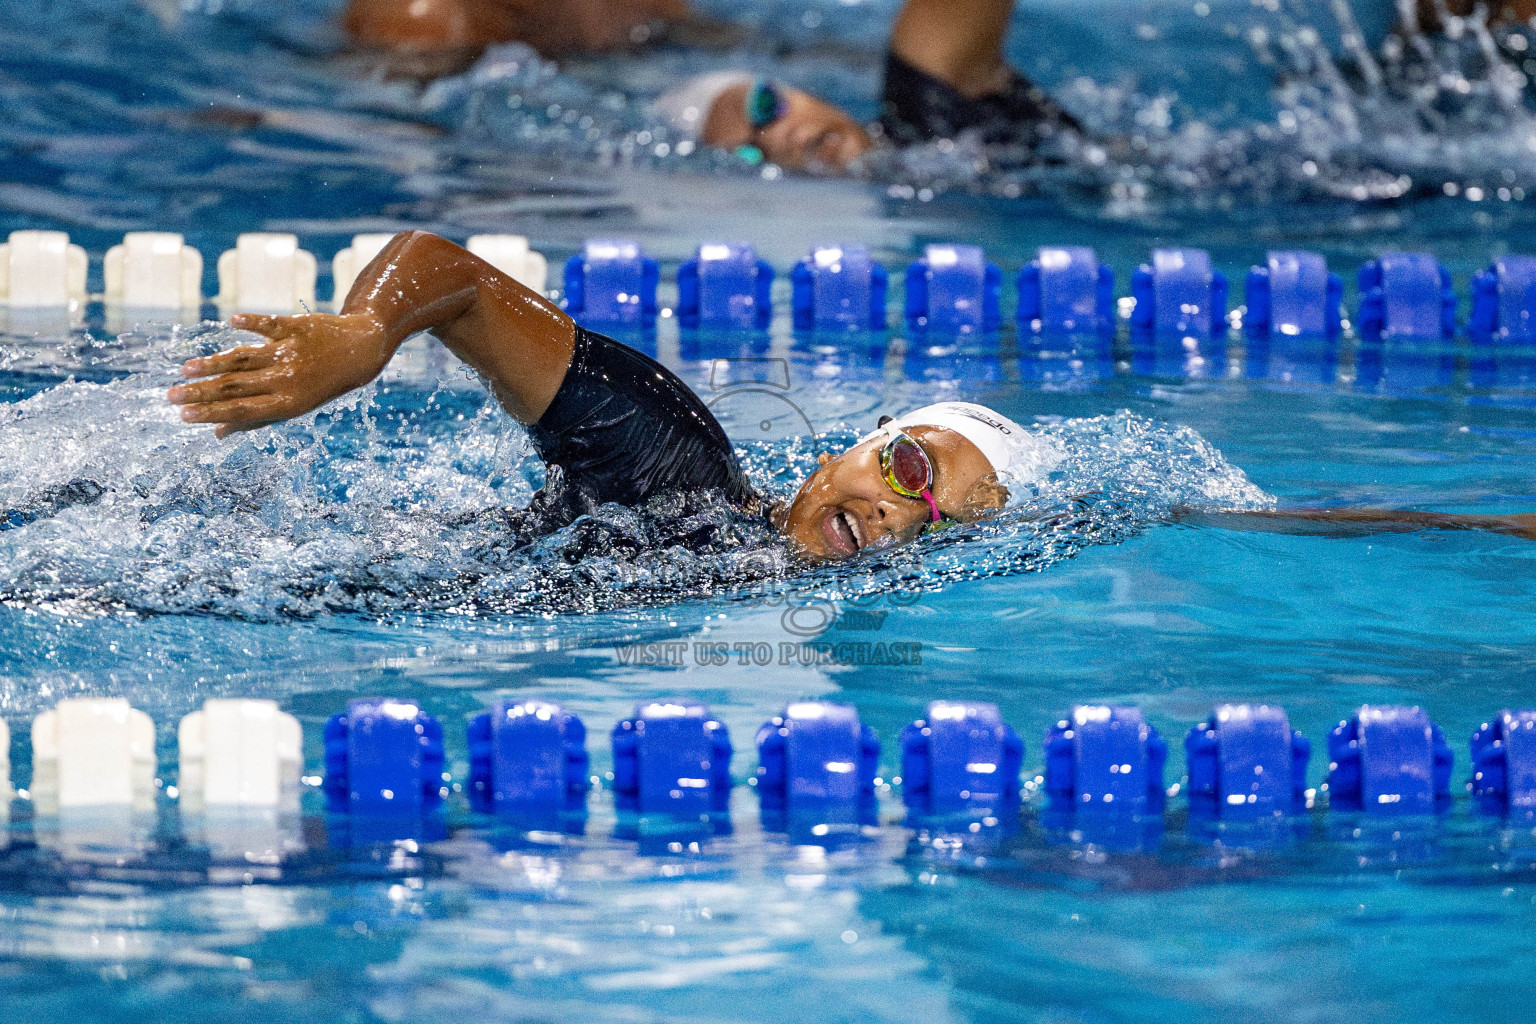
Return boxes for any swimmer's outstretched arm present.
[168,231,575,437]
[1175,507,1536,541]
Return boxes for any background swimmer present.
[343,0,1081,172]
[600,0,1084,171]
[341,0,1536,175]
[167,230,1536,563]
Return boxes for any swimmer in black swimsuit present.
[671,0,1080,171]
[167,231,1536,561]
[165,231,1016,559]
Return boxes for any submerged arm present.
[168,230,575,436]
[1176,507,1536,541]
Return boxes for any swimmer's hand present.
[170,231,576,436]
[168,312,396,438]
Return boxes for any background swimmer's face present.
[779,425,1007,562]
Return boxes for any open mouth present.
[820,508,862,557]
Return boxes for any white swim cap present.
[862,402,1061,499]
[653,72,752,142]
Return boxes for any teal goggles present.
[734,80,787,165]
[746,79,787,130]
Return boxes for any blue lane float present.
[323,698,445,814]
[1357,251,1456,341]
[1185,704,1310,819]
[676,241,773,330]
[1016,245,1115,336]
[1326,705,1453,813]
[791,244,888,332]
[1470,254,1536,344]
[37,692,1536,840]
[1044,705,1167,815]
[904,243,1002,335]
[611,699,732,817]
[25,226,1536,351]
[755,701,879,828]
[1130,248,1228,339]
[1470,709,1536,815]
[467,699,588,814]
[563,238,659,328]
[1242,250,1340,384]
[1244,251,1342,340]
[899,701,1022,816]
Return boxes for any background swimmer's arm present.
[169,230,575,437]
[1175,507,1536,541]
[342,0,691,57]
[891,0,1015,98]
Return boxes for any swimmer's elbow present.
[384,230,479,272]
[392,228,446,251]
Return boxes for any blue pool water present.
[6,0,1536,1021]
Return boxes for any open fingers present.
[177,393,290,427]
[167,369,274,406]
[214,420,280,439]
[228,312,295,338]
[180,342,278,380]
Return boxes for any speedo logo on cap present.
[954,405,1011,434]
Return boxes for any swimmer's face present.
[777,425,1008,562]
[702,83,871,174]
[755,88,872,173]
